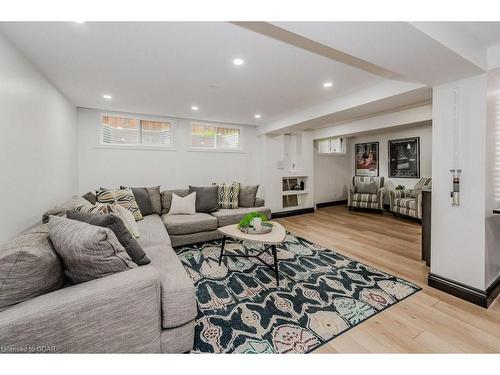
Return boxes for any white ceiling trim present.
[232,21,400,79]
[258,79,428,135]
[312,104,432,140]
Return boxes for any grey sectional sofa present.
[0,189,270,353]
[161,188,270,247]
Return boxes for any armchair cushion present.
[356,180,379,194]
[393,198,416,211]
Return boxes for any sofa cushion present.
[42,196,91,224]
[121,186,152,216]
[121,185,162,215]
[48,216,137,284]
[238,185,259,207]
[146,186,162,215]
[352,193,378,203]
[189,185,219,213]
[67,211,151,266]
[161,189,190,214]
[136,215,197,328]
[162,213,218,235]
[0,224,64,310]
[394,197,416,210]
[211,207,272,227]
[82,192,97,205]
[213,182,240,209]
[356,180,378,194]
[74,203,140,238]
[96,188,143,221]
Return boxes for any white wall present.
[0,33,77,244]
[485,72,500,287]
[77,108,260,194]
[431,74,487,290]
[313,139,351,203]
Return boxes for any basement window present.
[101,115,172,146]
[191,123,240,151]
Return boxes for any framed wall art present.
[388,137,420,178]
[354,142,379,176]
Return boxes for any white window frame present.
[189,122,242,153]
[317,137,346,155]
[97,113,176,151]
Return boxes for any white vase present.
[251,217,262,231]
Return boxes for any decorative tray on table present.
[239,221,273,235]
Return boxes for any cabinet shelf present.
[282,190,308,195]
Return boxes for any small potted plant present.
[238,212,272,234]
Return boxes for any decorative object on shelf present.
[355,142,379,176]
[450,87,462,207]
[388,137,420,178]
[300,180,305,190]
[395,184,406,190]
[238,212,272,234]
[292,184,301,190]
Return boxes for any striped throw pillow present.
[96,188,143,221]
[213,182,240,209]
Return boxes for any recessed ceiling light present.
[233,58,244,66]
[102,94,112,100]
[254,114,262,119]
[322,81,333,88]
[191,105,199,111]
[74,21,86,24]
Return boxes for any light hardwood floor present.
[275,205,500,353]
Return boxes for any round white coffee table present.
[217,221,287,286]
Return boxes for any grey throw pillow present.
[82,191,97,205]
[146,186,162,214]
[120,186,153,216]
[239,185,259,207]
[189,185,219,213]
[67,211,150,266]
[48,216,137,284]
[0,224,64,310]
[357,181,378,194]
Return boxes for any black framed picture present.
[355,142,379,176]
[388,137,420,178]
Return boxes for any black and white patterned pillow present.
[96,188,143,221]
[213,182,240,209]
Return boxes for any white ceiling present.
[456,22,500,48]
[270,22,485,85]
[2,21,498,132]
[0,22,384,126]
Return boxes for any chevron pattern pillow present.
[213,182,240,209]
[96,188,143,221]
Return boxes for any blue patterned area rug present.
[175,234,420,353]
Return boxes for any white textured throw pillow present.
[169,192,197,215]
[110,204,141,238]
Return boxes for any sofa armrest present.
[389,189,412,211]
[347,186,355,207]
[254,197,265,207]
[0,266,162,353]
[376,187,385,210]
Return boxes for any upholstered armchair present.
[389,178,432,220]
[347,176,385,213]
